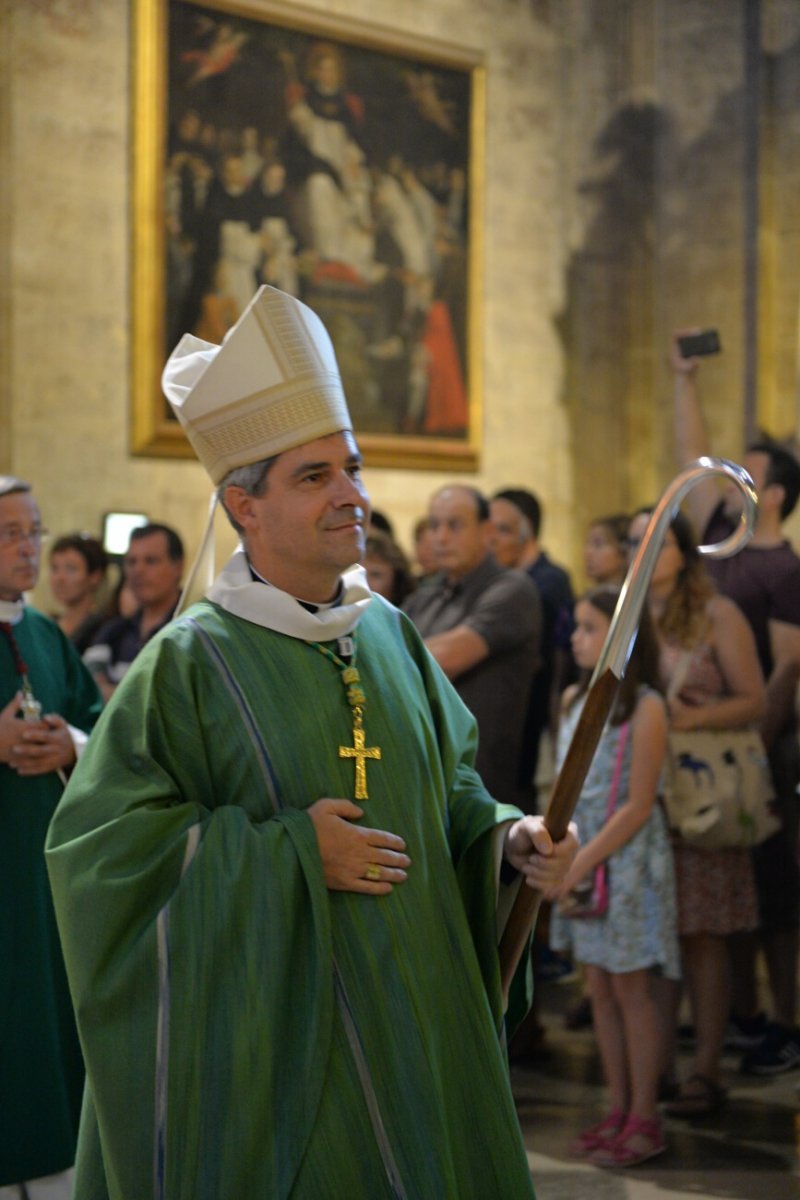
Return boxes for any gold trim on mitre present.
[161,286,352,483]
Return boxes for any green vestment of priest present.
[1,607,102,1186]
[46,559,537,1200]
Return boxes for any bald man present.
[403,484,541,808]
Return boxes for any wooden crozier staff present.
[498,455,759,999]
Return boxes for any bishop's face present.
[0,492,42,602]
[227,430,370,603]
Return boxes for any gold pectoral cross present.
[339,708,381,800]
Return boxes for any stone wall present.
[1,0,799,610]
[1,0,575,600]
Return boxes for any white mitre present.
[160,285,371,637]
[161,284,353,483]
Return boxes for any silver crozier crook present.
[498,456,759,998]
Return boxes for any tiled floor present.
[513,979,800,1200]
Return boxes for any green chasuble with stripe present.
[0,607,102,1186]
[47,593,536,1199]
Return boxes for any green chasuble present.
[0,607,102,1186]
[47,595,536,1200]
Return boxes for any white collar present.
[0,597,25,624]
[247,562,343,612]
[205,547,372,640]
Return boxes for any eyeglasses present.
[0,524,49,547]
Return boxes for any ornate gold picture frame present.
[132,0,484,470]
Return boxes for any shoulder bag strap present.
[666,646,695,702]
[605,720,630,820]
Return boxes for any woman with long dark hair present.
[628,507,765,1117]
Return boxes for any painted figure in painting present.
[162,8,472,442]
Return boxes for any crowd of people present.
[2,293,799,1196]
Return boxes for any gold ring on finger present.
[365,864,381,882]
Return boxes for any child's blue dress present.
[550,689,681,978]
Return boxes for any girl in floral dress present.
[551,587,680,1167]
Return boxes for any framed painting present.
[132,0,485,470]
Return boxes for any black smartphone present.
[677,329,721,359]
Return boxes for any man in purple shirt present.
[672,332,800,1074]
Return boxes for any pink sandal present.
[568,1108,626,1157]
[589,1113,666,1168]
